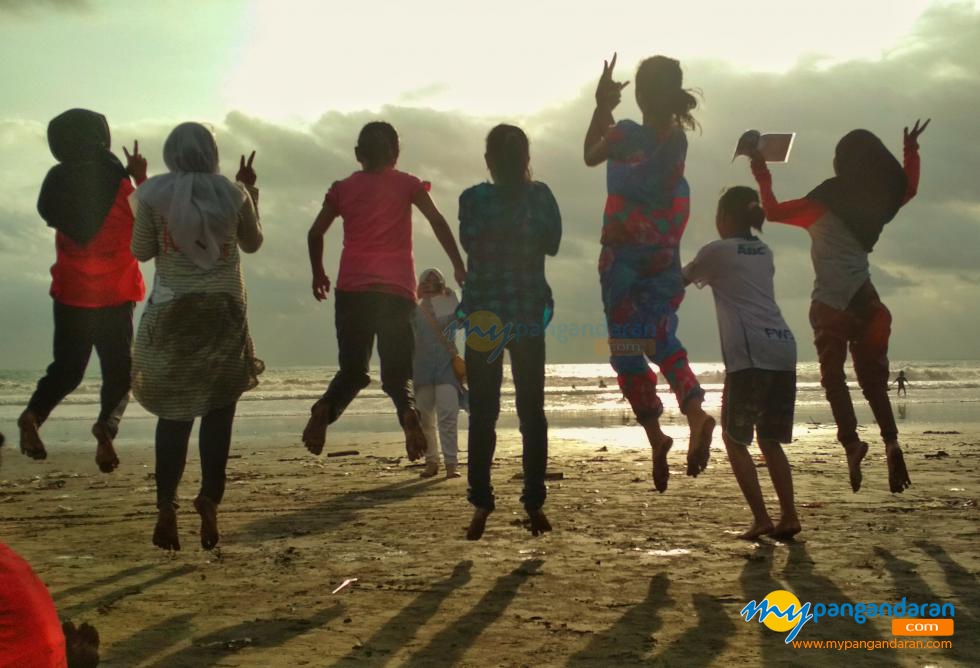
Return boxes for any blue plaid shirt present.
[457,181,562,329]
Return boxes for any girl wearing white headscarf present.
[130,122,264,552]
[412,268,464,478]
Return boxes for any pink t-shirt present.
[325,168,428,301]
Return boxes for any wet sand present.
[1,426,978,667]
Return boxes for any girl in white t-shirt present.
[683,186,800,540]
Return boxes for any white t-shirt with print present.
[683,236,796,373]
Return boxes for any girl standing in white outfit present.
[413,268,464,478]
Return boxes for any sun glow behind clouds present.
[223,0,937,120]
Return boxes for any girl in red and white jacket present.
[18,109,147,473]
[747,119,928,494]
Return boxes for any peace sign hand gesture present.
[904,118,930,150]
[236,151,257,186]
[122,141,147,183]
[595,52,630,112]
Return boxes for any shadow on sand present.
[332,560,474,666]
[239,478,442,541]
[408,559,543,666]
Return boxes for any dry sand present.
[1,425,978,667]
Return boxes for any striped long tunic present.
[130,183,264,421]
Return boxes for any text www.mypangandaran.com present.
[791,639,953,651]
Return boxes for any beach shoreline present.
[1,422,977,667]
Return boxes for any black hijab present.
[807,129,906,253]
[37,109,129,246]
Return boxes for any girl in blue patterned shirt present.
[456,124,562,540]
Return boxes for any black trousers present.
[320,290,417,425]
[27,301,134,434]
[155,403,237,509]
[466,332,548,512]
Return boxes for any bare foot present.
[466,508,491,541]
[771,516,802,541]
[886,442,912,493]
[92,422,120,473]
[687,413,715,477]
[843,440,869,492]
[17,411,47,460]
[445,464,462,479]
[152,506,180,551]
[641,420,673,493]
[193,495,220,550]
[302,401,330,455]
[402,410,427,462]
[527,508,552,537]
[420,461,439,479]
[738,518,774,541]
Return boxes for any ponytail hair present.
[718,186,765,232]
[356,121,399,170]
[635,56,699,132]
[485,124,531,199]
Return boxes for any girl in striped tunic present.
[131,122,264,551]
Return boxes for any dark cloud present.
[1,2,978,368]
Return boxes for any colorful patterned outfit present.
[600,120,703,420]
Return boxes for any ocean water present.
[1,361,977,451]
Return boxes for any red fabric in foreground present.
[0,542,66,667]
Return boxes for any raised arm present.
[749,156,825,229]
[308,201,338,301]
[584,53,629,167]
[237,185,263,253]
[901,118,928,205]
[413,189,466,286]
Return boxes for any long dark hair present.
[356,121,399,170]
[635,56,699,132]
[718,186,764,233]
[808,129,906,252]
[485,124,530,199]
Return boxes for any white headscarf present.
[135,122,246,270]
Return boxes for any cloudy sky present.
[1,0,977,369]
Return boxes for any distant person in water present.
[412,268,465,479]
[684,187,800,540]
[583,54,715,493]
[892,370,910,397]
[19,109,147,473]
[457,124,561,540]
[747,119,928,494]
[130,123,264,551]
[304,122,467,462]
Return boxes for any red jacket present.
[50,178,145,308]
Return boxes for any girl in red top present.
[18,109,147,473]
[747,120,928,494]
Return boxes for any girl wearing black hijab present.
[18,108,147,473]
[747,120,929,495]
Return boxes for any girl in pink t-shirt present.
[305,122,466,460]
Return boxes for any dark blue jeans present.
[320,290,417,425]
[27,301,134,434]
[466,333,548,512]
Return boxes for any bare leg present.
[724,434,773,540]
[685,397,715,478]
[758,440,801,540]
[843,440,869,493]
[885,440,911,493]
[466,507,491,541]
[640,417,673,493]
